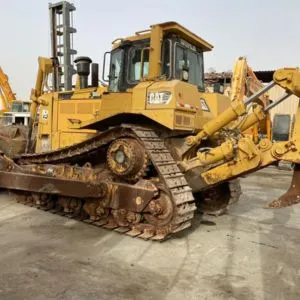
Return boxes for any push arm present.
[183,68,300,187]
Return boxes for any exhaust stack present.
[74,56,92,89]
[91,63,99,87]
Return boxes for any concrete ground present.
[0,166,299,300]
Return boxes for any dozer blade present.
[266,164,300,208]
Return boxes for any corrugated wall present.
[268,85,299,121]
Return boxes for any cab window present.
[11,102,23,112]
[175,43,204,91]
[128,47,149,82]
[175,46,185,79]
[109,48,124,92]
[162,39,171,79]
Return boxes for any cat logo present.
[200,98,210,112]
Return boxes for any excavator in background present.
[230,57,271,142]
[0,67,33,126]
[0,22,299,241]
[0,67,33,156]
[0,59,53,157]
[0,67,16,112]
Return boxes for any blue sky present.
[0,0,299,98]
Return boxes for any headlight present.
[147,91,172,105]
[182,70,189,81]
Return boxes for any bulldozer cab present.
[104,22,213,93]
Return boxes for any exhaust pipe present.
[74,56,92,89]
[91,63,99,87]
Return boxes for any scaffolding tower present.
[49,1,77,91]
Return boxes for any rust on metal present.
[0,125,240,241]
[110,180,157,212]
[0,170,107,198]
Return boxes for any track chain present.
[11,125,240,240]
[132,127,196,236]
[12,125,196,241]
[16,127,133,165]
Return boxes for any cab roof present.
[112,21,213,52]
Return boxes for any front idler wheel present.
[143,187,174,226]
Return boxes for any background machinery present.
[207,57,296,144]
[230,57,271,141]
[0,1,77,157]
[0,67,32,156]
[0,22,300,241]
[229,57,296,170]
[0,67,31,125]
[0,66,16,112]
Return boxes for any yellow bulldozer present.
[1,22,300,241]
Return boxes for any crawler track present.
[13,125,196,240]
[9,125,240,240]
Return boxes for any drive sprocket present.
[107,138,148,181]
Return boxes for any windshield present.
[175,43,204,90]
[109,49,124,92]
[11,102,23,112]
